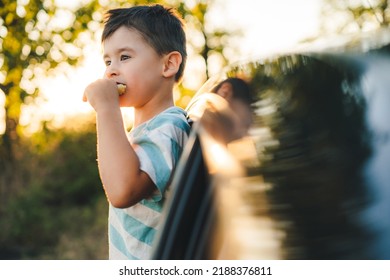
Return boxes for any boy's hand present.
[83,79,120,112]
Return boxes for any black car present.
[152,28,390,260]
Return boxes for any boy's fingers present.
[82,93,87,102]
[82,89,89,102]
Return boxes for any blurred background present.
[0,0,389,259]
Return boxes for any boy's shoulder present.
[131,107,191,138]
[148,107,190,129]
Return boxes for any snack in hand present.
[117,84,126,95]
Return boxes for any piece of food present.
[117,84,126,95]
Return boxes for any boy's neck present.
[133,98,175,127]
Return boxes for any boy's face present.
[103,26,165,108]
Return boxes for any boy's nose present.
[105,65,119,78]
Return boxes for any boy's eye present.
[105,60,111,66]
[121,55,130,61]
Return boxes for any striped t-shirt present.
[108,106,191,260]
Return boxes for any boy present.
[83,5,191,259]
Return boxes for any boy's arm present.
[83,79,156,208]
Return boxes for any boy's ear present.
[162,51,182,78]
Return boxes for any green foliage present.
[320,0,389,34]
[0,118,107,259]
[0,0,100,162]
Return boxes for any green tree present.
[174,0,241,108]
[0,0,101,203]
[0,118,106,259]
[177,0,240,79]
[320,0,389,34]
